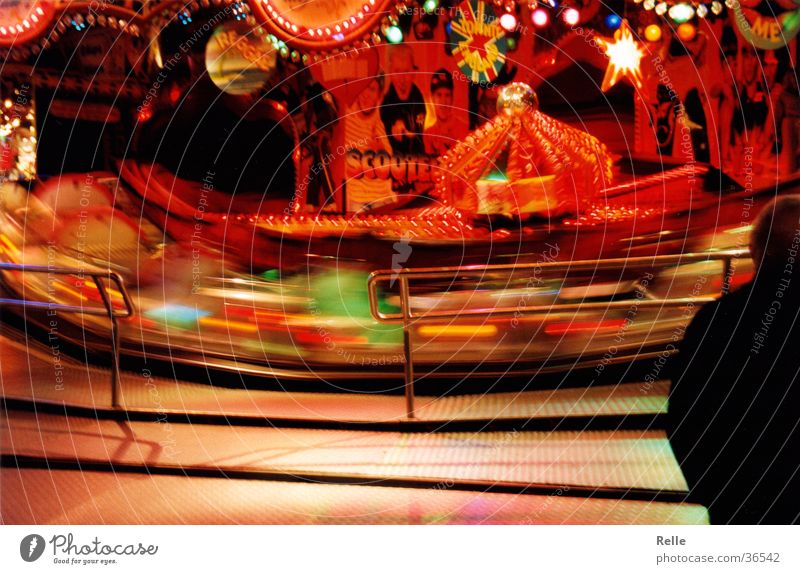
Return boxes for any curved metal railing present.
[368,250,749,418]
[0,262,135,408]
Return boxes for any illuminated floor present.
[1,334,667,423]
[0,467,707,525]
[1,411,685,492]
[1,332,696,524]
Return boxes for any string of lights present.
[634,0,725,22]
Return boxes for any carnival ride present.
[0,0,795,386]
[3,78,783,384]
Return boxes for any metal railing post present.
[93,274,121,409]
[721,256,734,295]
[399,276,415,419]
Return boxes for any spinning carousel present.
[0,0,797,379]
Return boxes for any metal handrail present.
[367,249,749,419]
[0,262,135,408]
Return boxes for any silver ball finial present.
[497,82,538,115]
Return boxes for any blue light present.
[605,13,622,30]
[231,2,246,20]
[145,304,210,327]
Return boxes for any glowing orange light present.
[676,22,696,42]
[0,233,21,260]
[418,325,498,338]
[199,316,258,333]
[644,24,662,43]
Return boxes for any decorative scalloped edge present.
[0,0,402,59]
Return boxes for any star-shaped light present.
[598,20,645,92]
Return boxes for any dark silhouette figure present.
[669,195,800,524]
